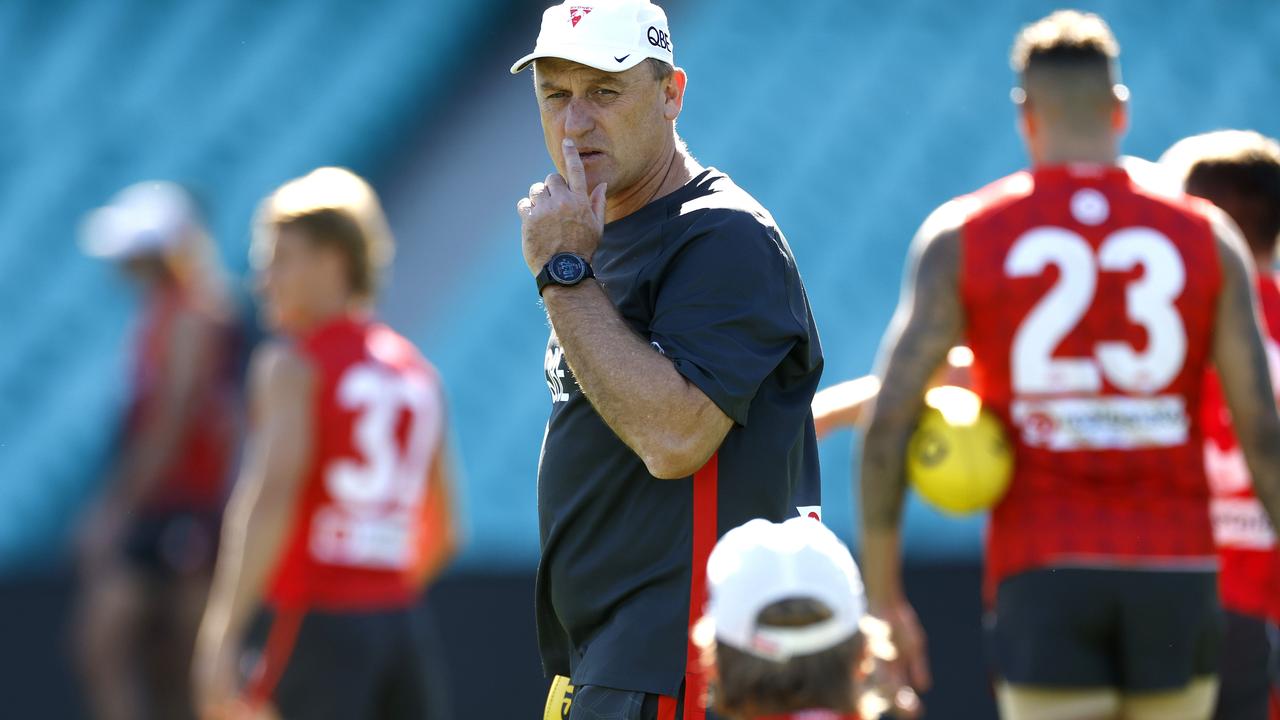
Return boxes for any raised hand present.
[517,139,607,276]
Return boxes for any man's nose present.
[562,97,594,138]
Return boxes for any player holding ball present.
[859,11,1280,720]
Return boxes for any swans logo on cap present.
[569,6,592,27]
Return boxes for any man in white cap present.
[513,3,824,719]
[694,517,919,720]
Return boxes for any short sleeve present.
[649,212,809,426]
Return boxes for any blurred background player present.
[694,516,918,720]
[858,10,1280,720]
[76,181,241,720]
[1162,130,1280,720]
[192,168,459,720]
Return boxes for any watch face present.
[550,253,586,284]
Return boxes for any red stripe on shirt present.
[246,609,305,707]
[658,693,679,720]
[684,453,719,720]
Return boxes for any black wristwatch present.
[536,252,595,295]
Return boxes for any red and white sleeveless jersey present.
[267,316,445,611]
[958,165,1223,596]
[129,285,238,514]
[1202,273,1280,620]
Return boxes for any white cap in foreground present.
[511,0,674,75]
[702,517,866,663]
[80,181,197,260]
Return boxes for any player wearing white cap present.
[75,182,241,720]
[514,2,824,719]
[694,517,918,720]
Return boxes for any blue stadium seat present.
[0,0,491,573]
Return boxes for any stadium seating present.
[391,0,1280,567]
[0,0,491,572]
[4,0,1279,573]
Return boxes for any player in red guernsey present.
[192,168,460,720]
[859,11,1280,720]
[1161,130,1280,720]
[76,181,240,720]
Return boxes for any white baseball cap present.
[510,0,675,75]
[80,181,197,260]
[701,517,866,663]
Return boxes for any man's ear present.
[664,68,688,122]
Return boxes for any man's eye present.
[593,88,618,97]
[545,91,569,101]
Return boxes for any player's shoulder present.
[366,322,439,379]
[248,339,316,395]
[1119,156,1221,224]
[953,170,1037,222]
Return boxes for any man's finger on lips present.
[561,139,588,195]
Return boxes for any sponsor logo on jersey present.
[1211,497,1277,549]
[1011,395,1189,450]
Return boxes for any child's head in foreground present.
[695,517,915,720]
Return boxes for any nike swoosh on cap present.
[614,54,630,63]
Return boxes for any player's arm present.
[1208,211,1280,527]
[412,418,462,590]
[859,204,967,691]
[814,351,974,440]
[193,343,314,715]
[812,376,882,440]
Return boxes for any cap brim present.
[79,207,162,260]
[510,47,648,75]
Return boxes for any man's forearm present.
[543,282,725,477]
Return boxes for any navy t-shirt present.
[536,169,824,696]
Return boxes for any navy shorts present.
[1213,611,1275,720]
[988,567,1222,691]
[245,604,449,720]
[123,510,220,578]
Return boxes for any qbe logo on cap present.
[647,25,671,52]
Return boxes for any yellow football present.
[906,386,1013,515]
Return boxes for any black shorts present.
[546,678,727,720]
[123,510,220,578]
[1213,611,1275,720]
[245,604,448,720]
[988,567,1222,691]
